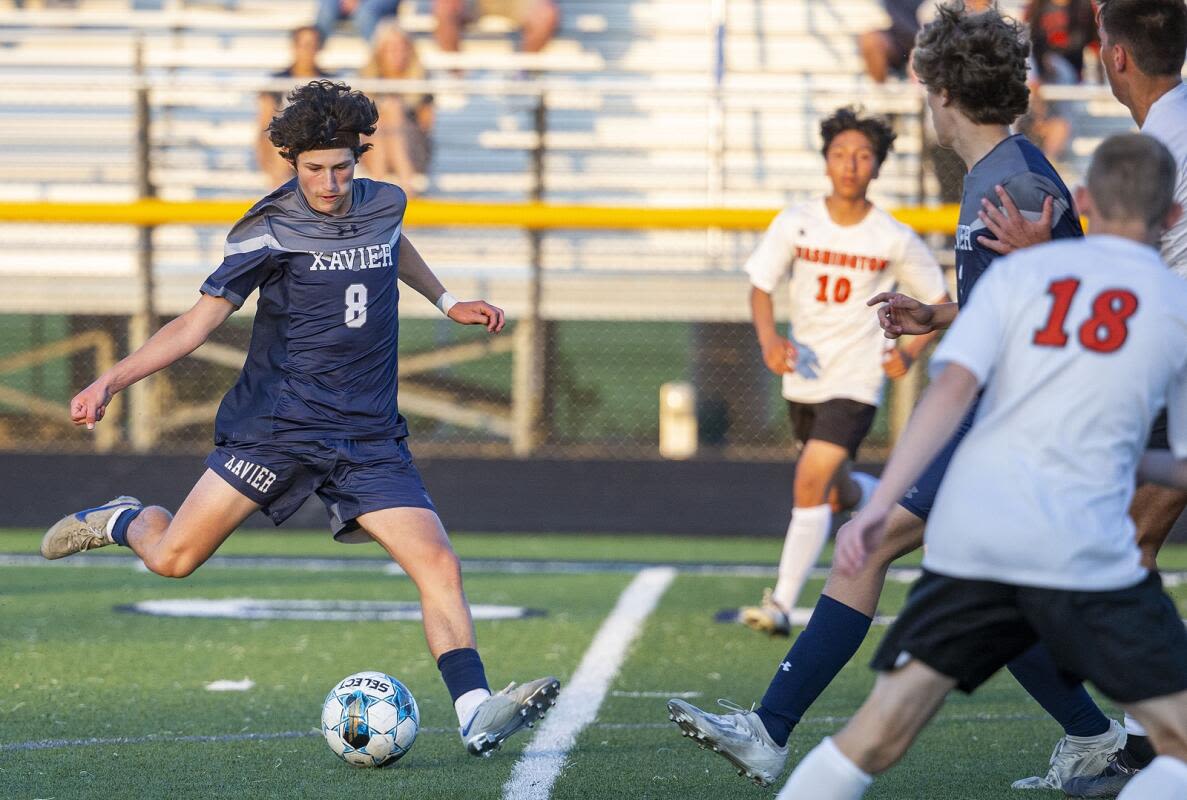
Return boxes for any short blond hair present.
[1087,134,1178,228]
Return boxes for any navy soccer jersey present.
[901,135,1082,520]
[202,178,409,443]
[954,135,1082,305]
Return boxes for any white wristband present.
[436,291,459,316]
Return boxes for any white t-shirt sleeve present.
[744,210,797,293]
[893,229,948,301]
[930,262,1011,386]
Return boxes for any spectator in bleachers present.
[256,26,334,188]
[315,0,401,46]
[360,21,434,194]
[1019,0,1099,160]
[857,0,924,83]
[434,0,560,55]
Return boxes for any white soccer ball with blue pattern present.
[321,670,419,767]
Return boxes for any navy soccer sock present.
[109,507,143,548]
[437,648,490,702]
[1007,642,1110,738]
[756,594,873,747]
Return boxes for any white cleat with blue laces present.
[41,496,141,560]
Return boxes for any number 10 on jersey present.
[815,274,852,304]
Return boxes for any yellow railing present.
[0,199,962,234]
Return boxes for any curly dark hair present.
[267,80,378,163]
[1098,0,1187,77]
[820,107,897,166]
[912,4,1031,126]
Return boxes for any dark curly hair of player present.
[267,80,378,163]
[912,3,1031,126]
[820,107,897,167]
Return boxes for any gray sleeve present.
[996,172,1073,230]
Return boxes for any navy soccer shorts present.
[898,404,978,520]
[206,438,436,542]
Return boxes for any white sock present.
[104,507,132,543]
[1124,712,1147,737]
[1117,756,1187,799]
[454,688,491,729]
[772,504,831,611]
[776,737,873,800]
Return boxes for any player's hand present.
[70,380,113,431]
[759,337,797,375]
[977,186,1053,255]
[867,292,935,338]
[834,507,889,577]
[447,300,506,333]
[882,347,913,379]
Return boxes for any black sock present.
[1122,734,1156,768]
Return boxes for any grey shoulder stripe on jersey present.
[223,232,282,258]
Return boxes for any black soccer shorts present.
[787,398,877,459]
[871,570,1187,704]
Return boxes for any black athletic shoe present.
[1062,748,1145,798]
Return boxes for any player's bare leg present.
[128,470,259,577]
[359,506,559,756]
[673,505,925,785]
[42,469,257,577]
[776,660,956,798]
[1108,693,1187,798]
[742,439,858,635]
[358,506,477,658]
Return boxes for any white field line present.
[0,711,1061,754]
[501,566,677,800]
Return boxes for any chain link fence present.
[1,72,1125,460]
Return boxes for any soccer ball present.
[321,670,419,767]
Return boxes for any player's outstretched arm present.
[396,235,505,333]
[70,294,236,430]
[867,292,957,339]
[1138,451,1187,490]
[882,293,953,379]
[749,286,795,374]
[834,363,980,575]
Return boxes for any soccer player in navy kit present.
[40,81,560,757]
[668,6,1124,790]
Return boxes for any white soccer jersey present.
[745,199,947,406]
[924,235,1187,591]
[1141,82,1187,277]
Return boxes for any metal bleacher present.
[0,0,1135,323]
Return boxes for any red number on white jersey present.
[1033,278,1138,354]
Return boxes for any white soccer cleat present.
[40,496,141,560]
[668,698,789,787]
[460,676,560,756]
[739,588,792,636]
[1010,719,1125,790]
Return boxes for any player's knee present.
[420,544,463,586]
[143,551,196,579]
